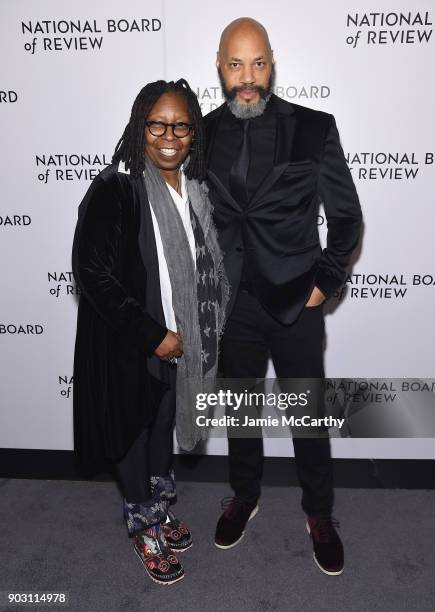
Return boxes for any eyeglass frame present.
[145,120,194,138]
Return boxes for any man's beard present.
[218,64,275,119]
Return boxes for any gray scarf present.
[143,158,230,451]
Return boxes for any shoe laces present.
[311,517,340,543]
[221,496,253,520]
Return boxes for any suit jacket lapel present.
[205,105,225,170]
[248,97,296,208]
[205,97,296,212]
[206,169,242,212]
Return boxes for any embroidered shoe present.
[214,496,259,549]
[133,524,184,585]
[306,516,344,576]
[161,508,193,552]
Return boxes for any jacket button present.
[236,246,243,252]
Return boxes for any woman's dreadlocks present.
[112,79,205,180]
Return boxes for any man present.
[204,18,362,576]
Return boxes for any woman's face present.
[144,92,193,173]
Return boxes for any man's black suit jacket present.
[204,94,362,325]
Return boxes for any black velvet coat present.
[72,164,170,474]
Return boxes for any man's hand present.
[305,286,326,307]
[154,330,183,361]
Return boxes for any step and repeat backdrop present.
[1,0,434,459]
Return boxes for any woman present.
[72,79,229,585]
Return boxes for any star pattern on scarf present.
[196,245,206,259]
[190,204,218,376]
[209,268,218,286]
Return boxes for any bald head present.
[216,17,274,115]
[219,17,272,55]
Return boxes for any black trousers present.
[114,366,176,504]
[220,288,333,517]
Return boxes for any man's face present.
[217,28,274,108]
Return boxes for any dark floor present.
[1,479,434,612]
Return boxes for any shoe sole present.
[214,505,259,550]
[305,521,344,576]
[134,546,185,585]
[169,542,193,553]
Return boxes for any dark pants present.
[221,288,333,518]
[115,367,176,503]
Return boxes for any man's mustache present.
[232,84,259,91]
[217,65,275,103]
[227,84,269,98]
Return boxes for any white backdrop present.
[1,0,434,459]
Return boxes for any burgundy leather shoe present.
[215,497,259,549]
[306,516,344,575]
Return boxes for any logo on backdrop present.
[275,85,331,101]
[345,152,434,180]
[21,18,162,54]
[197,85,331,114]
[0,90,18,103]
[0,215,31,227]
[0,323,44,334]
[195,86,223,113]
[333,273,435,301]
[48,271,80,298]
[58,375,73,399]
[35,153,110,183]
[345,11,432,47]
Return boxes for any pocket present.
[282,241,320,256]
[281,160,315,176]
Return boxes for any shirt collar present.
[166,168,188,205]
[118,159,188,204]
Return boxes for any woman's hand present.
[154,330,183,361]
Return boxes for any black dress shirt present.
[209,96,277,205]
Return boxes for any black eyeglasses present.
[145,121,193,138]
